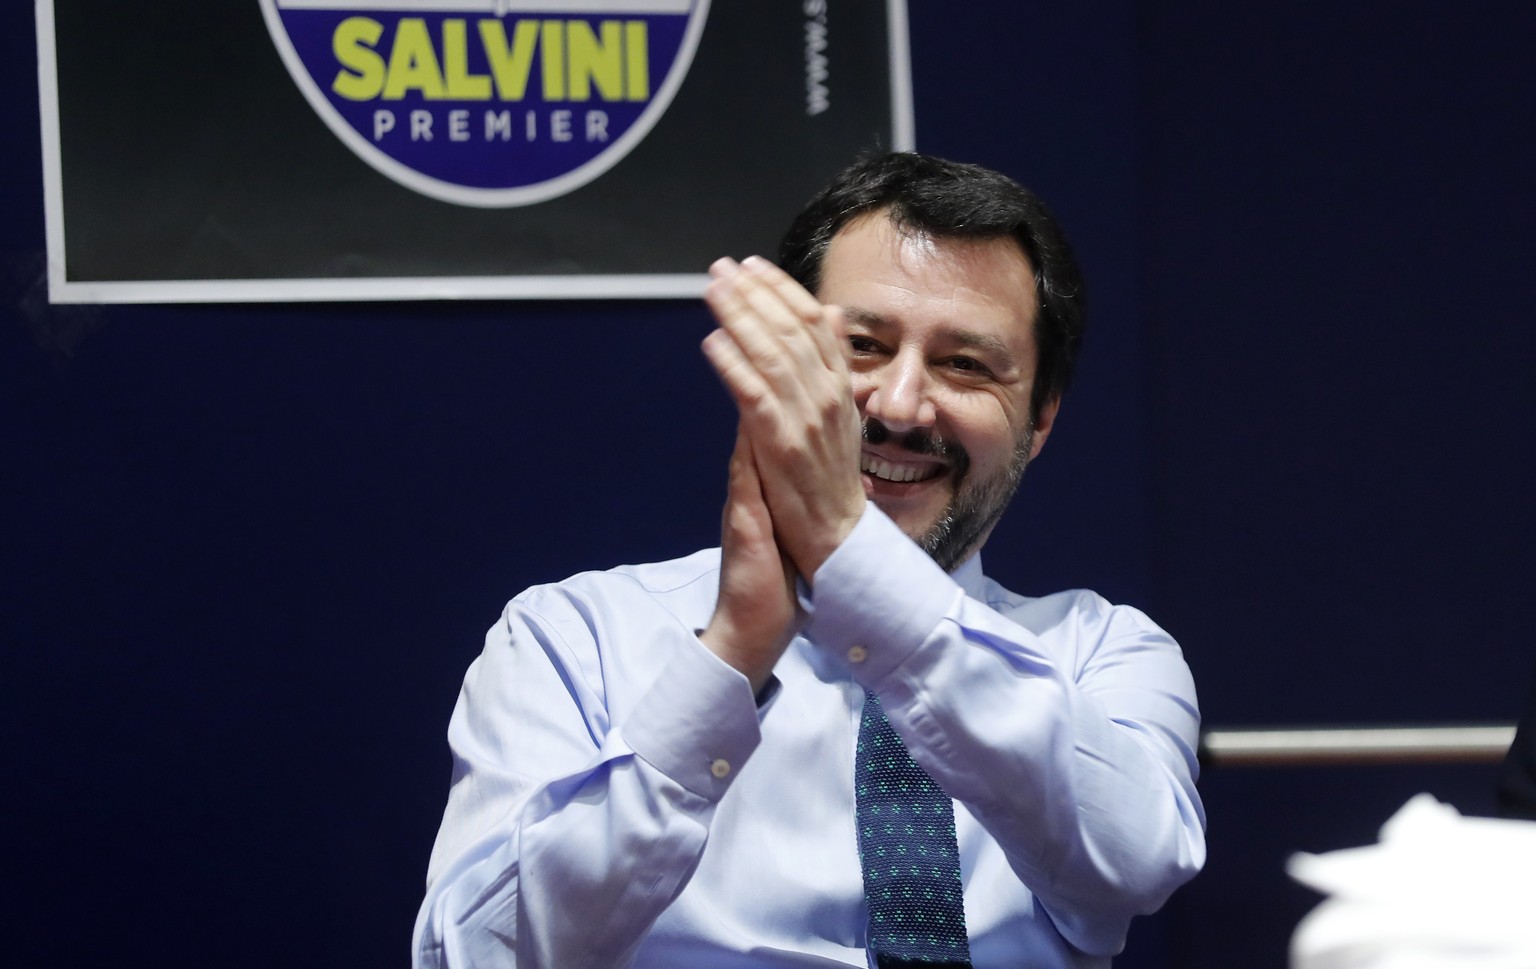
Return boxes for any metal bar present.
[1200,724,1517,766]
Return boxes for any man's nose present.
[861,353,937,432]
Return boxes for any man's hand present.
[699,427,799,695]
[700,256,866,581]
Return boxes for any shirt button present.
[847,645,868,664]
[710,758,731,779]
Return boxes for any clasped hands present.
[697,256,866,692]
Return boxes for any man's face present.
[816,213,1059,570]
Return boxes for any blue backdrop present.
[4,4,1533,967]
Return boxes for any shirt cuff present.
[622,632,763,803]
[800,503,961,687]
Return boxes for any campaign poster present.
[37,1,913,302]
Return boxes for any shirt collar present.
[950,551,988,600]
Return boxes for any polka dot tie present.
[855,691,973,968]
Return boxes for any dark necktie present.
[855,691,973,968]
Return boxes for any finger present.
[726,419,750,472]
[703,275,797,385]
[723,425,754,510]
[730,423,762,488]
[723,424,776,549]
[720,426,746,528]
[701,327,779,418]
[741,256,847,375]
[705,273,824,411]
[741,255,823,320]
[736,428,768,504]
[720,262,828,377]
[736,433,798,579]
[733,257,821,338]
[718,271,852,432]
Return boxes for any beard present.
[862,417,1034,572]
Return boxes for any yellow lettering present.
[442,20,491,99]
[480,19,540,100]
[338,17,637,106]
[567,21,623,101]
[541,21,566,101]
[382,18,446,100]
[625,21,649,101]
[331,17,386,101]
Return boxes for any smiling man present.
[413,153,1205,969]
[826,213,1049,572]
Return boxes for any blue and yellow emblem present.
[261,0,709,206]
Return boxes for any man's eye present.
[948,357,985,373]
[848,336,879,353]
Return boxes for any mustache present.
[861,418,970,477]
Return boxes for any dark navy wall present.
[4,5,1532,968]
[1139,6,1536,964]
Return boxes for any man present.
[413,152,1205,969]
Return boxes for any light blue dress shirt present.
[413,506,1206,969]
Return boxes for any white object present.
[1288,794,1536,969]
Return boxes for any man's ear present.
[1028,395,1061,460]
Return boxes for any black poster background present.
[43,2,910,299]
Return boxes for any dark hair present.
[778,152,1086,419]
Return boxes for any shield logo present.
[260,0,710,207]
